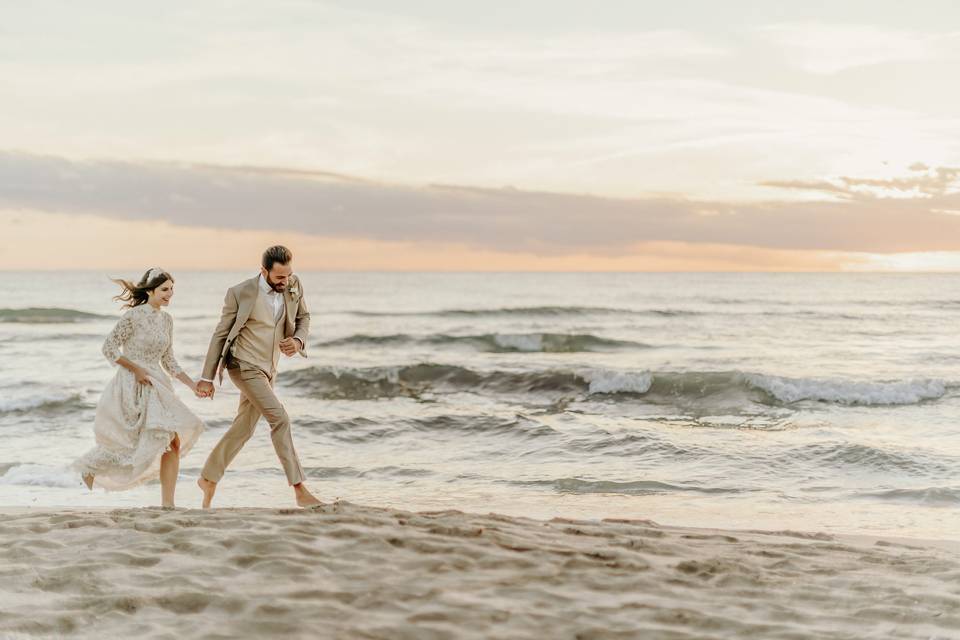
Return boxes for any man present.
[196,245,321,508]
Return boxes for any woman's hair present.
[112,268,174,308]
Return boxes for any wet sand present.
[1,502,957,639]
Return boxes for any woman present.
[74,268,205,507]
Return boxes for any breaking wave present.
[280,365,951,406]
[0,392,88,414]
[0,307,110,324]
[317,332,649,353]
[347,305,696,318]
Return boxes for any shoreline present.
[2,503,958,553]
[2,501,957,638]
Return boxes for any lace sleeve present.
[160,314,184,377]
[102,312,134,365]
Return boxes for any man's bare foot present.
[82,474,94,490]
[294,483,322,508]
[197,477,217,509]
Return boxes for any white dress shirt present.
[260,274,303,350]
[259,274,284,322]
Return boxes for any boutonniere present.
[287,284,300,299]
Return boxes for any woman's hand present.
[175,372,203,397]
[134,366,152,386]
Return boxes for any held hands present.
[196,380,215,399]
[279,337,300,357]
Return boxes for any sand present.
[0,503,957,639]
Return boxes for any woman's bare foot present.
[293,483,321,508]
[82,474,94,490]
[197,477,217,509]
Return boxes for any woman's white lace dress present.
[74,305,204,490]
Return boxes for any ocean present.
[0,271,957,539]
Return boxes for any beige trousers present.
[201,361,305,485]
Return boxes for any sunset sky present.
[3,0,960,270]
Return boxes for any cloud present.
[5,4,960,203]
[761,166,960,200]
[4,151,960,255]
[756,23,957,73]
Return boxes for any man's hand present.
[279,337,300,357]
[196,380,215,399]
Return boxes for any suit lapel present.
[235,275,260,331]
[284,287,295,334]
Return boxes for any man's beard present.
[266,276,286,292]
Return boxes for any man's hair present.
[262,245,293,271]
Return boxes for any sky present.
[3,0,960,271]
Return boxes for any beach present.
[1,502,957,639]
[6,1,960,636]
[2,272,958,541]
[2,272,959,638]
